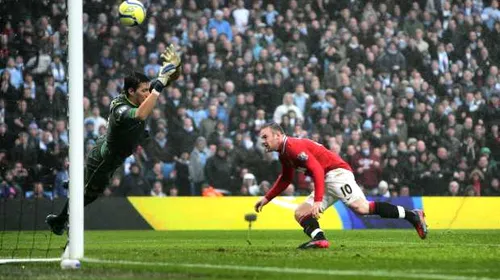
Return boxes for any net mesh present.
[0,197,66,261]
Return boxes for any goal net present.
[0,197,66,264]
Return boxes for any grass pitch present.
[1,229,500,279]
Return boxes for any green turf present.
[1,230,500,279]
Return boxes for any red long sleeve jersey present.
[265,136,353,202]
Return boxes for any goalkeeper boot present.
[297,237,330,249]
[410,209,428,239]
[46,214,66,236]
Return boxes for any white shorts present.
[305,168,366,211]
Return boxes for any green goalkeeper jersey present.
[104,94,147,158]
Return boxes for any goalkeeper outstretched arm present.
[136,44,181,120]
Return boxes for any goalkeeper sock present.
[369,201,416,221]
[57,194,98,222]
[58,201,69,221]
[299,215,326,240]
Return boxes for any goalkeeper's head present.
[124,72,150,105]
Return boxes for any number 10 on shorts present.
[341,184,352,197]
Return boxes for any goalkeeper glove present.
[150,44,181,92]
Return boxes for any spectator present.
[419,161,449,195]
[143,53,160,77]
[208,121,228,146]
[484,177,500,196]
[186,96,208,128]
[3,57,23,89]
[205,146,233,192]
[400,185,411,197]
[446,181,462,196]
[0,170,21,199]
[352,140,382,194]
[377,42,407,73]
[84,120,98,144]
[481,0,500,30]
[0,123,15,152]
[273,93,304,124]
[1,70,17,113]
[84,107,107,135]
[37,85,65,121]
[53,157,68,198]
[233,0,250,33]
[10,132,38,168]
[189,136,210,195]
[27,182,51,199]
[174,152,191,195]
[377,180,391,198]
[242,172,259,196]
[51,55,67,94]
[208,10,233,41]
[382,154,404,191]
[145,128,172,163]
[10,100,35,135]
[119,163,150,196]
[199,105,219,139]
[150,181,166,197]
[54,119,69,146]
[292,83,310,116]
[469,168,485,196]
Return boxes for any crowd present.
[0,0,499,200]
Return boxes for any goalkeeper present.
[46,45,181,235]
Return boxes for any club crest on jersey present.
[297,152,308,161]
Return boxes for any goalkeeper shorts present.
[84,137,124,197]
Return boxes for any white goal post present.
[67,0,85,262]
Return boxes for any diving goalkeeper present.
[46,45,181,235]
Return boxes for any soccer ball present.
[119,0,146,26]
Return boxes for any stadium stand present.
[0,0,499,199]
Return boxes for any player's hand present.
[158,45,180,80]
[161,44,181,67]
[254,197,269,213]
[153,45,181,90]
[311,201,323,219]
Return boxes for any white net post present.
[67,0,84,260]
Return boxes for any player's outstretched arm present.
[255,166,294,212]
[135,44,181,120]
[135,89,160,120]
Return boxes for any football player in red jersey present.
[254,123,427,249]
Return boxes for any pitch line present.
[83,258,499,280]
[0,258,60,264]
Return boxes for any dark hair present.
[124,72,149,96]
[261,122,285,135]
